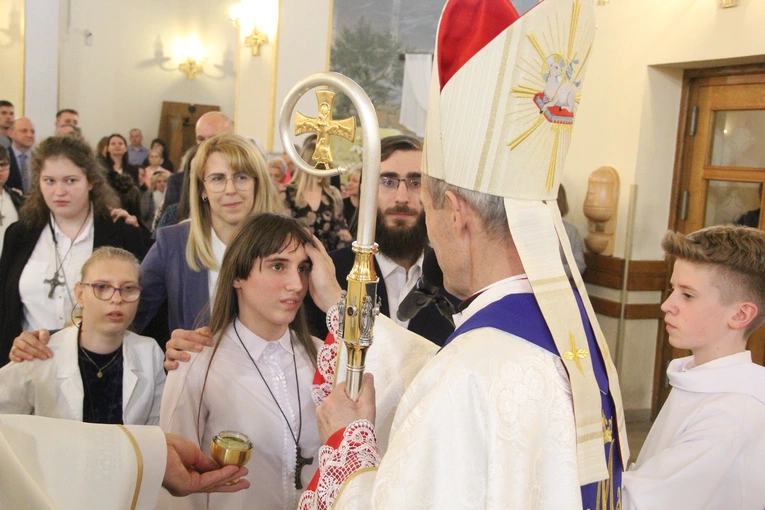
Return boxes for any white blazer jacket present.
[0,326,165,425]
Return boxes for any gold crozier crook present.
[280,73,381,401]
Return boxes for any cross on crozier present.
[293,90,356,169]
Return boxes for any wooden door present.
[157,102,220,169]
[655,68,765,415]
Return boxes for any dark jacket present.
[6,148,24,192]
[305,246,458,347]
[0,215,148,367]
[133,222,211,343]
[161,171,185,216]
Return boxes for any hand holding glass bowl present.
[210,430,253,485]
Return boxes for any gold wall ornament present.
[179,56,204,79]
[294,90,356,169]
[721,0,738,7]
[280,73,380,401]
[244,26,268,56]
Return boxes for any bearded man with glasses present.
[305,135,458,346]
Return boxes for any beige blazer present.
[0,326,165,425]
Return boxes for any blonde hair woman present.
[133,135,281,344]
[283,143,351,251]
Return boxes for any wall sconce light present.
[175,35,208,79]
[179,57,205,79]
[244,27,268,56]
[720,0,737,7]
[229,1,275,56]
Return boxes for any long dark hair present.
[105,133,130,170]
[207,212,317,361]
[197,213,318,437]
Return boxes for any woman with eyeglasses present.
[0,136,147,367]
[284,141,352,252]
[0,247,165,425]
[132,135,281,346]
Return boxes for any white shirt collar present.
[231,318,294,361]
[49,206,94,245]
[211,227,226,268]
[676,350,752,373]
[375,250,425,280]
[12,145,31,158]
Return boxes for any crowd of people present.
[1,0,764,507]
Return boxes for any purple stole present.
[443,290,622,509]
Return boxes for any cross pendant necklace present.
[45,213,89,300]
[44,271,64,298]
[295,446,314,490]
[233,321,314,490]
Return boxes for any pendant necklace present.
[233,319,313,490]
[44,212,89,300]
[77,323,122,379]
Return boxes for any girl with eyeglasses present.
[0,135,147,367]
[0,246,165,425]
[132,135,282,346]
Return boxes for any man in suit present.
[7,117,35,193]
[309,135,456,346]
[0,100,13,149]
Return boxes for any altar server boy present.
[623,225,765,509]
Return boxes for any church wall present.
[234,0,333,152]
[57,0,237,147]
[23,0,59,133]
[565,0,765,412]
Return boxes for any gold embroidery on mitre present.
[506,0,593,191]
[563,331,589,376]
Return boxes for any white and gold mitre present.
[424,0,629,485]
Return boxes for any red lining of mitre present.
[437,0,525,90]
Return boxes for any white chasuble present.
[302,277,583,509]
[0,414,166,509]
